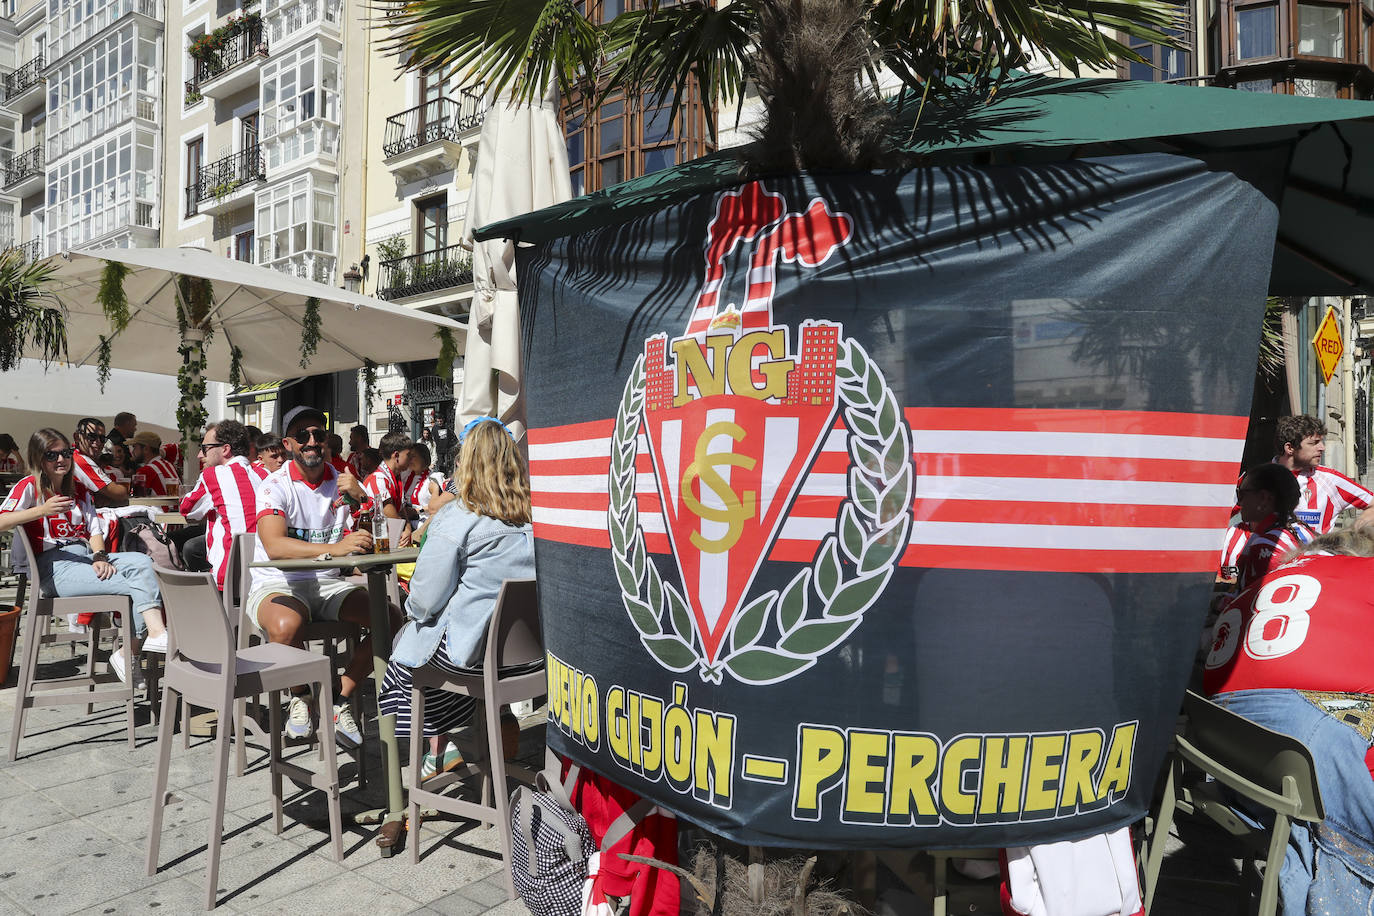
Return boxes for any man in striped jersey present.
[180,420,267,591]
[72,418,128,507]
[129,431,181,497]
[1274,415,1374,535]
[363,430,416,544]
[345,425,368,476]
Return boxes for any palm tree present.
[0,250,63,373]
[380,0,1180,171]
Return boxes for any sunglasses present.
[291,428,328,443]
[1235,486,1262,500]
[198,441,228,454]
[43,448,74,462]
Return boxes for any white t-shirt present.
[250,461,354,591]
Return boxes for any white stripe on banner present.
[531,428,1240,465]
[536,506,1221,552]
[531,472,1233,508]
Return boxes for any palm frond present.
[0,251,64,373]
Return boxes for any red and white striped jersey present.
[251,461,355,590]
[0,475,97,556]
[134,456,180,496]
[363,462,402,508]
[1218,516,1301,592]
[1290,464,1372,534]
[415,471,446,519]
[346,451,363,476]
[180,456,268,590]
[0,453,20,473]
[71,450,114,495]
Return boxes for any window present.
[1295,76,1340,94]
[254,173,336,281]
[415,194,447,254]
[234,230,253,262]
[185,137,203,216]
[1236,3,1279,58]
[241,112,259,151]
[564,81,713,194]
[260,42,340,169]
[1124,2,1192,81]
[44,128,157,253]
[1236,77,1274,90]
[1298,3,1345,56]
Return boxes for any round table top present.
[249,546,420,572]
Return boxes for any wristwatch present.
[91,550,110,563]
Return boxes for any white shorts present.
[246,577,363,631]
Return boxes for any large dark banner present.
[518,153,1281,847]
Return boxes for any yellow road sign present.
[1312,305,1344,386]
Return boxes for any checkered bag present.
[510,750,598,916]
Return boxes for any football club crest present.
[609,182,915,684]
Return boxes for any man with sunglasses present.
[71,418,128,507]
[180,420,268,591]
[250,406,378,746]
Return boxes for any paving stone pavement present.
[0,613,539,915]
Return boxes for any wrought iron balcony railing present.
[2,147,41,188]
[191,22,267,87]
[378,243,473,300]
[4,55,43,101]
[186,144,266,216]
[382,89,486,158]
[9,239,40,262]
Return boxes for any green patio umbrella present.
[476,74,1374,296]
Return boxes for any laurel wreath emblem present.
[608,337,913,685]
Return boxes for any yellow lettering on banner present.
[1024,734,1067,815]
[978,736,1027,818]
[628,692,643,768]
[1097,722,1137,802]
[694,709,735,804]
[889,734,940,822]
[1059,730,1104,811]
[641,695,664,775]
[569,666,583,738]
[663,684,694,791]
[545,656,561,727]
[844,730,889,817]
[795,726,846,816]
[726,330,794,400]
[673,335,731,406]
[581,674,600,748]
[940,737,981,819]
[607,687,630,765]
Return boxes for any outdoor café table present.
[251,546,420,856]
[128,496,178,508]
[155,512,186,527]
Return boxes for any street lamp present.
[342,264,362,294]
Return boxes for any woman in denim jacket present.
[379,418,534,779]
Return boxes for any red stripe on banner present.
[532,522,669,555]
[528,418,615,446]
[905,407,1248,439]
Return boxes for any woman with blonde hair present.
[378,417,534,777]
[0,428,168,683]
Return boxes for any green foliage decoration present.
[363,359,379,410]
[299,296,322,369]
[435,327,458,383]
[97,336,112,393]
[0,248,64,372]
[229,345,244,388]
[98,260,131,333]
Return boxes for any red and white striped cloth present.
[1291,464,1372,534]
[180,456,269,590]
[134,456,181,496]
[72,450,115,495]
[1218,516,1301,592]
[0,475,97,555]
[364,463,403,509]
[528,408,1246,574]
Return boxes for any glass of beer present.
[372,511,390,554]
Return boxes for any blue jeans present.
[1213,689,1374,916]
[34,543,161,638]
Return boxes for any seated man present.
[326,434,348,474]
[363,431,416,545]
[249,405,382,747]
[72,418,128,507]
[180,420,266,591]
[1205,526,1374,914]
[255,434,286,474]
[129,431,180,497]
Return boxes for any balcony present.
[2,147,42,197]
[378,243,473,302]
[186,145,266,217]
[4,239,42,263]
[190,21,268,101]
[2,55,44,113]
[381,90,486,185]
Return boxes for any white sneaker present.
[141,631,168,654]
[109,646,145,689]
[333,703,362,748]
[66,613,87,635]
[285,694,314,741]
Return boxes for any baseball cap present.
[130,430,162,451]
[279,405,328,437]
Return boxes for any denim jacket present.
[390,502,535,669]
